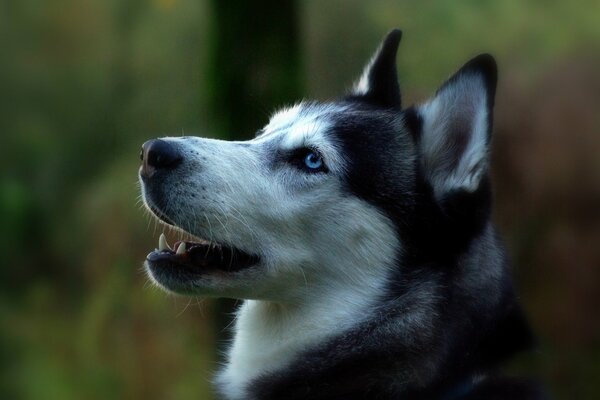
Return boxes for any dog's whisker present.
[176,297,194,318]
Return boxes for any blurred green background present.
[1,0,599,399]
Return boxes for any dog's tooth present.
[176,241,186,255]
[158,233,170,251]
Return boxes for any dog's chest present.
[215,293,382,400]
[215,301,335,399]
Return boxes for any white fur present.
[257,103,304,139]
[353,59,375,95]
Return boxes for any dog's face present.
[140,101,412,300]
[139,30,497,301]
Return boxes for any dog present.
[139,29,545,400]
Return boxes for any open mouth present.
[146,234,260,278]
[141,189,260,288]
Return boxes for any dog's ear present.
[349,29,402,109]
[416,54,497,199]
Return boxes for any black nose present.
[140,139,183,178]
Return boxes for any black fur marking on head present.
[402,106,423,142]
[327,102,492,265]
[328,104,418,225]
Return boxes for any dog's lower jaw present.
[215,276,390,400]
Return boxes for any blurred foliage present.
[1,0,599,399]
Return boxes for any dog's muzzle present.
[139,140,261,286]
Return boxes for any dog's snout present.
[140,139,183,178]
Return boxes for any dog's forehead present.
[251,101,411,176]
[256,102,348,148]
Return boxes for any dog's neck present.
[216,199,401,399]
[216,276,389,400]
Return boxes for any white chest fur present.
[215,280,389,400]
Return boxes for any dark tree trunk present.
[207,0,302,139]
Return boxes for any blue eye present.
[304,151,324,171]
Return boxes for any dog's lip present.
[146,236,260,274]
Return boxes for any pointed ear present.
[349,29,402,109]
[417,54,497,199]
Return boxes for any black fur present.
[346,29,403,109]
[248,31,543,400]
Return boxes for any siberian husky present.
[139,29,545,399]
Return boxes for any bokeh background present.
[1,0,599,399]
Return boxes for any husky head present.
[139,29,497,303]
